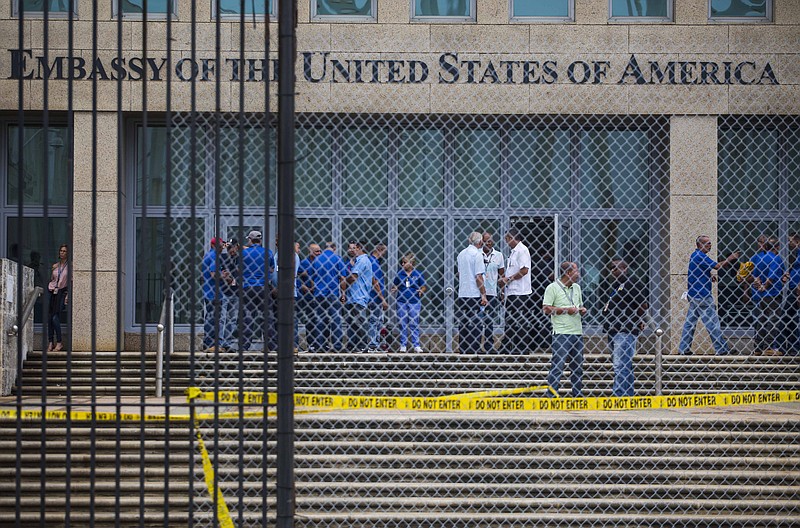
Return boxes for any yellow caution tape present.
[195,430,235,528]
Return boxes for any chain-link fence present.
[2,2,800,527]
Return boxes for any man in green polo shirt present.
[542,261,587,397]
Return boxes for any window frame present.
[212,0,277,21]
[12,0,78,18]
[509,0,574,23]
[608,0,673,23]
[708,0,772,23]
[410,0,477,23]
[311,0,378,22]
[112,0,178,20]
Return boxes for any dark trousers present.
[456,297,482,354]
[754,296,781,353]
[344,303,369,352]
[47,289,67,344]
[312,296,344,351]
[501,294,532,354]
[238,286,273,352]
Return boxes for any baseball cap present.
[210,237,223,247]
[247,230,262,241]
[227,237,239,246]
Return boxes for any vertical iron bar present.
[236,2,246,526]
[139,1,150,526]
[40,1,50,526]
[188,1,198,525]
[261,5,275,526]
[89,2,100,526]
[115,0,125,524]
[14,2,24,528]
[163,0,175,526]
[65,1,76,525]
[276,0,297,525]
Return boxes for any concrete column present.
[668,115,718,355]
[71,112,122,351]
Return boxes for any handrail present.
[7,286,44,337]
[155,290,174,398]
[654,328,664,396]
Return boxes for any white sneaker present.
[398,346,407,352]
[413,346,423,353]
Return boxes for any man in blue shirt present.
[341,241,374,353]
[298,244,321,351]
[201,237,225,352]
[748,236,786,356]
[236,230,274,352]
[311,242,347,352]
[367,243,389,353]
[678,235,739,356]
[782,233,800,355]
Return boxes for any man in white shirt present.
[499,228,532,354]
[481,232,505,353]
[456,231,488,354]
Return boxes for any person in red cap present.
[201,237,226,352]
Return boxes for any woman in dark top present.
[47,244,69,352]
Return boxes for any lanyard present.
[556,279,576,307]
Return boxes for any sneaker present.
[763,349,783,356]
[398,346,407,352]
[413,346,423,353]
[367,347,380,353]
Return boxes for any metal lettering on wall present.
[8,50,780,86]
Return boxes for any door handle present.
[444,286,454,296]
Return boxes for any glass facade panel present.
[7,217,70,324]
[454,129,499,209]
[580,130,649,210]
[216,0,272,16]
[397,219,445,326]
[19,0,72,13]
[710,0,768,19]
[119,0,173,14]
[341,128,388,208]
[296,128,333,208]
[315,0,372,16]
[219,127,276,208]
[787,132,800,210]
[7,126,70,207]
[610,0,668,17]
[508,129,571,209]
[718,128,779,210]
[513,0,569,18]
[134,216,204,324]
[296,218,334,252]
[136,126,205,207]
[414,0,471,17]
[398,129,444,209]
[579,219,650,327]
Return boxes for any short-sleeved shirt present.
[482,249,505,297]
[393,269,426,305]
[312,249,347,298]
[241,245,273,289]
[751,251,785,301]
[789,249,800,290]
[346,253,373,306]
[298,257,314,295]
[275,252,302,298]
[543,280,584,335]
[687,249,717,299]
[505,242,532,296]
[369,255,385,304]
[457,245,485,298]
[201,249,222,300]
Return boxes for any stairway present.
[4,347,800,526]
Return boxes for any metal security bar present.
[1,1,799,528]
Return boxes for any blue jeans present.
[679,295,729,355]
[219,295,239,349]
[397,302,421,347]
[611,332,637,397]
[367,302,384,349]
[312,296,344,351]
[547,334,584,397]
[203,298,220,349]
[345,303,369,352]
